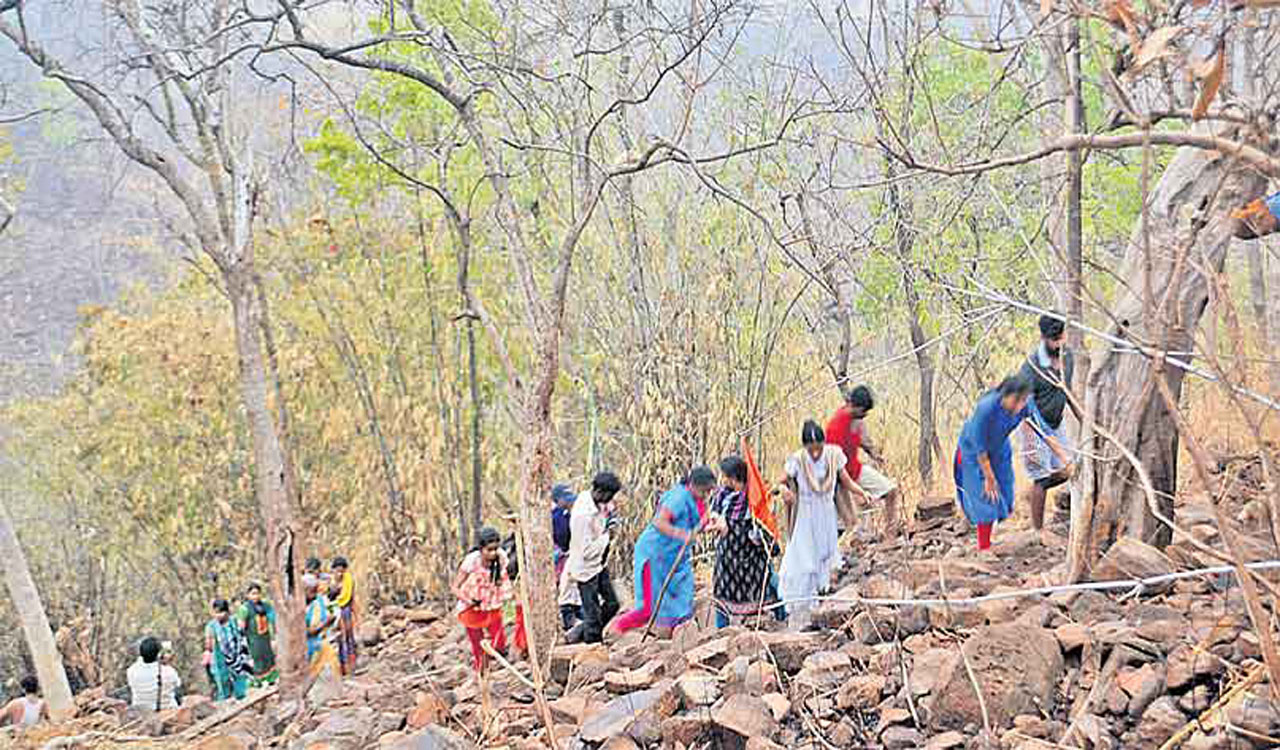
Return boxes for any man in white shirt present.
[564,472,622,644]
[127,637,181,712]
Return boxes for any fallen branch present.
[1157,662,1266,750]
[178,685,279,741]
[480,640,538,691]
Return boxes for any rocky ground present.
[6,457,1280,750]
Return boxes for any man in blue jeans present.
[563,472,622,644]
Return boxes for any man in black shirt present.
[1019,315,1079,543]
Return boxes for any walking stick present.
[640,524,703,643]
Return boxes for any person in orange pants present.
[513,606,527,655]
[499,533,530,659]
[452,527,512,672]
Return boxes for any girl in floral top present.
[452,526,512,672]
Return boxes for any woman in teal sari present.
[203,598,251,701]
[236,583,278,687]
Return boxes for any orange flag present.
[742,437,779,541]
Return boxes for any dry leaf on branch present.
[1191,47,1226,120]
[1104,0,1144,49]
[1129,27,1185,74]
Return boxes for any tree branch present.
[884,129,1280,178]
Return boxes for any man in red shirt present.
[826,385,902,541]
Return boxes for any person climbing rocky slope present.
[6,453,1280,750]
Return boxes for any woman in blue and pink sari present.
[612,466,717,639]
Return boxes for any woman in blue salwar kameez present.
[954,374,1072,554]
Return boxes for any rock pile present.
[6,496,1279,750]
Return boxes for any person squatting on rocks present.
[0,676,48,728]
[776,420,860,630]
[452,526,513,673]
[563,471,623,644]
[127,636,182,712]
[825,384,903,542]
[954,374,1073,554]
[612,466,716,638]
[1019,315,1080,544]
[708,455,781,628]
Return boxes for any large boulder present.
[909,648,959,696]
[1136,697,1187,746]
[1093,537,1177,592]
[836,674,886,711]
[928,622,1064,731]
[712,694,779,740]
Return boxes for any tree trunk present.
[1085,129,1268,552]
[908,314,936,484]
[1063,17,1085,360]
[228,273,308,691]
[884,147,936,486]
[0,497,74,718]
[518,330,560,674]
[1060,14,1092,580]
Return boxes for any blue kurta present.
[954,390,1046,525]
[632,483,702,628]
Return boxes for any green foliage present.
[34,80,79,146]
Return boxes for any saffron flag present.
[741,437,780,541]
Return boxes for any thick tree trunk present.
[0,497,74,718]
[1085,130,1268,553]
[229,274,308,691]
[519,331,560,676]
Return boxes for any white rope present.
[737,304,1008,437]
[931,279,1280,412]
[746,558,1280,612]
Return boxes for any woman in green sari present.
[203,598,250,701]
[236,583,278,687]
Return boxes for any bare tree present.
[256,0,801,659]
[0,2,311,688]
[0,491,73,717]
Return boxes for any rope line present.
[737,304,1008,437]
[734,558,1280,612]
[931,279,1280,412]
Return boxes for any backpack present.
[552,505,572,552]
